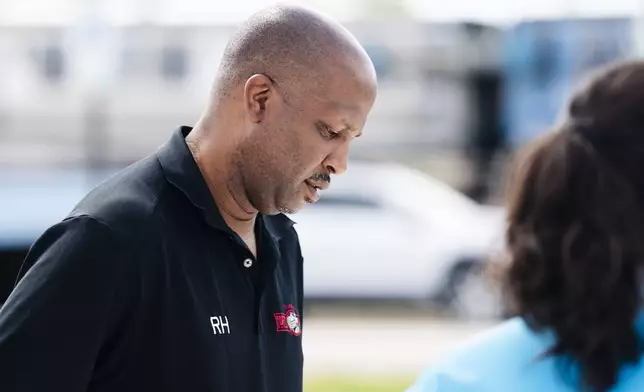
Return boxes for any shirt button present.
[243,258,253,268]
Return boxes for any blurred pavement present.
[303,315,495,376]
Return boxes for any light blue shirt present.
[406,316,644,392]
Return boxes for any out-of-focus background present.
[1,0,643,390]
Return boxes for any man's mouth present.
[305,180,327,192]
[304,180,327,203]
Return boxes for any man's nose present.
[323,141,349,175]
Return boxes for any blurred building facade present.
[0,17,636,199]
[0,21,503,167]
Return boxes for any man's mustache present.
[308,172,331,185]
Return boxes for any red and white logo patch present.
[274,304,301,336]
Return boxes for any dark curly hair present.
[503,60,644,392]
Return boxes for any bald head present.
[214,4,376,98]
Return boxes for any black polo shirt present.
[0,127,305,392]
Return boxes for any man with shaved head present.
[0,5,377,392]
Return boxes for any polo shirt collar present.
[156,126,295,240]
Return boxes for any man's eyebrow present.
[340,121,362,138]
[315,120,333,130]
[317,120,362,138]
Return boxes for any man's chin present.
[276,200,310,215]
[276,208,296,215]
[277,204,303,215]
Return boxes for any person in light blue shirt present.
[407,60,644,392]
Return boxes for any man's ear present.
[244,74,275,123]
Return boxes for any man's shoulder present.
[69,155,169,239]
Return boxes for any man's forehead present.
[303,93,369,132]
[318,97,369,115]
[327,100,369,126]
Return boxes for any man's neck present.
[186,127,257,238]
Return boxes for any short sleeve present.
[0,216,130,392]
